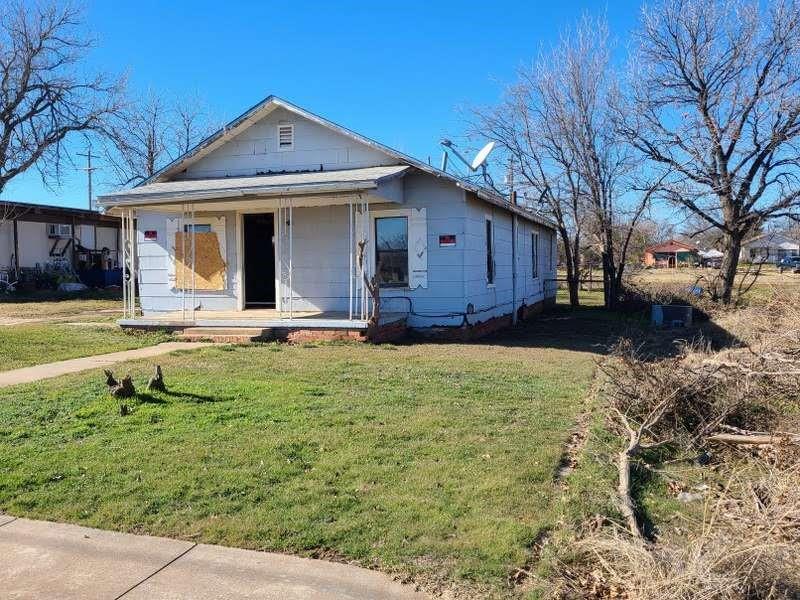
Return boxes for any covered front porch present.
[104,166,413,335]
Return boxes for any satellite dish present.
[471,141,495,171]
[438,138,500,193]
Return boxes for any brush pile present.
[553,292,800,599]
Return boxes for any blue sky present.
[4,0,642,209]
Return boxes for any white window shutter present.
[408,207,428,289]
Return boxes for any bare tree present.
[0,1,121,211]
[475,15,656,308]
[103,92,212,187]
[620,0,800,304]
[473,42,589,306]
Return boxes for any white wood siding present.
[179,107,398,180]
[136,210,239,313]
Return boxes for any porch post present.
[121,210,127,317]
[277,197,294,320]
[361,198,370,321]
[349,198,354,321]
[121,208,137,320]
[130,209,136,319]
[12,218,19,281]
[289,199,293,319]
[190,203,196,321]
[179,205,186,321]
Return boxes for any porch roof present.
[97,165,410,209]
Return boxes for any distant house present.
[97,95,558,340]
[0,201,121,284]
[740,233,800,264]
[643,240,700,268]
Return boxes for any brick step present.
[177,327,271,343]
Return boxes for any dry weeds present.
[551,292,800,599]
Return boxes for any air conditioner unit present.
[47,224,72,238]
[652,304,693,328]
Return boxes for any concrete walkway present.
[0,342,211,388]
[0,516,426,599]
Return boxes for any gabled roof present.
[137,95,555,230]
[645,239,698,254]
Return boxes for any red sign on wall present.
[439,234,456,247]
[144,230,158,240]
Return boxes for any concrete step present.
[177,327,271,343]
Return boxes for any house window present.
[184,223,212,233]
[278,124,294,151]
[486,218,494,285]
[532,232,539,279]
[375,216,408,287]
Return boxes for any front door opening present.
[243,213,276,307]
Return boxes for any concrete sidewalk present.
[0,516,426,600]
[0,342,211,388]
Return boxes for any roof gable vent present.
[277,124,294,151]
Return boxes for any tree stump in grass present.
[104,370,136,398]
[147,365,166,392]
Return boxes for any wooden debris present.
[706,432,800,446]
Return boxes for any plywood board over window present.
[174,232,226,290]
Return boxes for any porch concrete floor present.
[120,310,406,330]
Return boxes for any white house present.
[740,232,800,264]
[97,96,557,341]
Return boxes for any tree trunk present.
[718,231,743,304]
[561,228,581,307]
[601,220,618,310]
[565,262,580,307]
[602,252,618,310]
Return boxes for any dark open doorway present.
[243,213,276,307]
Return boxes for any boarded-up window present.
[174,231,226,290]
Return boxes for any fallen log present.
[706,432,800,446]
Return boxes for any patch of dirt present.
[555,413,592,484]
[510,378,600,594]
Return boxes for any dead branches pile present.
[558,464,800,599]
[554,292,800,598]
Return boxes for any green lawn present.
[0,328,598,597]
[0,323,170,370]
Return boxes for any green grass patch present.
[0,336,597,596]
[0,324,170,370]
